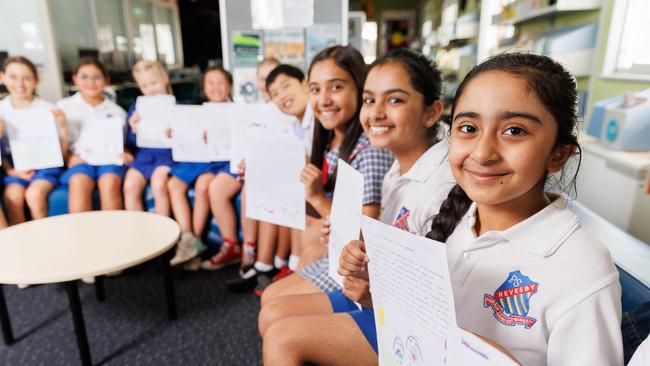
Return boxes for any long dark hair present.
[73,57,109,80]
[426,52,581,242]
[308,45,367,193]
[368,48,444,139]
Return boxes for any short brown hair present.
[2,56,38,81]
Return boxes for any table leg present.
[94,276,105,302]
[65,281,92,366]
[160,251,177,320]
[0,285,14,345]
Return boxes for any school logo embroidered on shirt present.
[393,207,410,231]
[484,270,538,329]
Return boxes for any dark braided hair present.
[426,52,580,242]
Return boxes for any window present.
[603,0,650,80]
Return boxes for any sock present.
[254,261,273,273]
[288,255,300,271]
[274,255,287,269]
[243,242,256,258]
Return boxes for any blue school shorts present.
[129,148,174,180]
[3,167,62,187]
[60,164,126,184]
[328,289,378,353]
[169,161,234,185]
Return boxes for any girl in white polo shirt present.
[261,48,456,365]
[0,56,69,225]
[337,53,622,365]
[57,58,128,213]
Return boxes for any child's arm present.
[0,119,4,139]
[301,163,331,217]
[5,166,35,180]
[320,216,330,247]
[52,109,70,160]
[128,111,139,133]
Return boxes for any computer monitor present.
[0,51,9,67]
[78,48,99,59]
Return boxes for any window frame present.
[602,0,650,82]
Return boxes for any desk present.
[0,211,180,366]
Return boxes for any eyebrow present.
[453,110,543,124]
[362,88,410,96]
[500,111,542,124]
[309,78,348,86]
[453,111,479,122]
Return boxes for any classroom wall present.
[0,0,64,101]
[587,0,650,114]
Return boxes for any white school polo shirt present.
[380,139,455,236]
[292,103,314,157]
[446,197,623,366]
[56,92,126,155]
[0,96,54,119]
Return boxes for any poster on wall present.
[264,29,305,69]
[305,23,341,65]
[233,31,263,67]
[250,0,313,30]
[233,67,260,104]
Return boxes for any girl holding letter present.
[57,57,128,213]
[0,56,69,225]
[259,46,394,307]
[261,49,454,365]
[122,60,174,216]
[169,66,238,267]
[290,53,622,365]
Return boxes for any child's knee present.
[263,317,300,351]
[123,177,143,197]
[3,186,24,203]
[151,175,169,197]
[194,179,210,196]
[70,174,93,191]
[98,175,121,193]
[167,177,185,194]
[24,186,47,208]
[259,298,291,336]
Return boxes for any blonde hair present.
[132,60,172,93]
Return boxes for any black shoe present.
[226,266,259,292]
[226,268,279,293]
[254,269,280,297]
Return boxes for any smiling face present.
[449,70,570,208]
[360,62,438,152]
[1,62,37,102]
[204,69,231,103]
[268,73,309,118]
[73,64,107,100]
[308,59,358,132]
[134,69,169,96]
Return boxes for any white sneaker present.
[183,257,202,272]
[170,233,197,266]
[17,283,29,289]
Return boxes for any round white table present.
[0,210,181,366]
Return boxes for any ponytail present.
[426,184,472,242]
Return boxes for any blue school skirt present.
[328,289,378,353]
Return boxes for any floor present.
[0,261,263,365]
